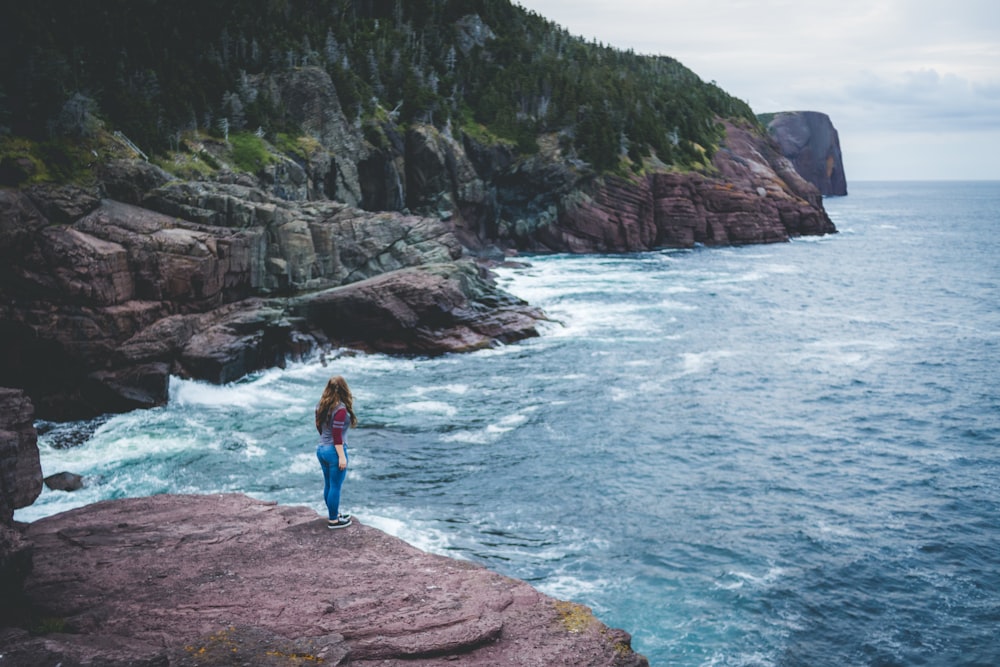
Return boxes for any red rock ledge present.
[2,494,648,666]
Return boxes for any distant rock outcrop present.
[763,111,847,196]
[3,493,649,666]
[359,117,836,255]
[495,120,835,252]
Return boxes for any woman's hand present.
[338,455,348,470]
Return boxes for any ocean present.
[17,181,1000,667]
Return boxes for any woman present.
[315,375,358,529]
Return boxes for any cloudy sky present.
[516,0,1000,181]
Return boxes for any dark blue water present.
[19,181,1000,666]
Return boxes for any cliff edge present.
[2,493,648,667]
[763,111,847,196]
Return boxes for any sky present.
[515,0,1000,181]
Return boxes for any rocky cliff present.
[764,111,847,196]
[0,173,544,420]
[0,66,836,419]
[492,120,834,252]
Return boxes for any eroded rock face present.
[765,111,847,196]
[0,179,540,420]
[487,121,835,252]
[260,67,367,205]
[0,388,41,525]
[293,262,544,355]
[5,494,649,666]
[0,388,39,605]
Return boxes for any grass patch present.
[228,132,277,173]
[29,615,68,636]
[0,136,51,184]
[273,132,323,161]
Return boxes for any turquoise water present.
[19,182,1000,666]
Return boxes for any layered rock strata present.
[2,493,649,666]
[488,120,835,252]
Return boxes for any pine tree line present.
[0,0,757,173]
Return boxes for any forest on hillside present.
[0,0,757,175]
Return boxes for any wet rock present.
[293,261,545,355]
[43,471,84,492]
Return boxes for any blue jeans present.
[317,444,348,520]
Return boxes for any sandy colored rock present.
[4,494,648,666]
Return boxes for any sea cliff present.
[763,111,848,196]
[1,70,835,421]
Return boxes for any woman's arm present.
[332,406,349,470]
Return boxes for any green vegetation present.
[1,0,758,178]
[229,132,277,172]
[29,615,68,636]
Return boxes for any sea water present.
[17,181,1000,667]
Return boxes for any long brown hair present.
[315,375,358,433]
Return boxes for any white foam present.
[704,651,777,667]
[815,521,864,539]
[677,349,735,376]
[716,565,788,590]
[171,376,306,410]
[398,400,459,417]
[439,430,492,445]
[537,573,606,602]
[361,511,460,557]
[411,383,470,397]
[287,452,315,475]
[609,386,634,402]
[487,412,529,433]
[444,409,531,443]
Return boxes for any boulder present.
[6,493,648,666]
[293,261,545,355]
[43,471,84,492]
[96,159,172,205]
[24,183,101,225]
